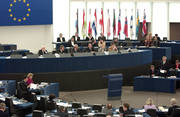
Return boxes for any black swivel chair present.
[72,102,81,109]
[92,104,102,112]
[77,109,88,117]
[46,100,57,111]
[32,110,44,117]
[172,108,180,117]
[39,97,47,113]
[146,109,157,117]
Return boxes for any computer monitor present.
[72,102,81,108]
[163,37,167,41]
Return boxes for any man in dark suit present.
[159,56,170,77]
[72,32,80,41]
[149,65,158,77]
[38,47,48,56]
[86,33,94,41]
[155,34,161,41]
[98,33,106,41]
[0,103,8,117]
[119,103,134,117]
[57,33,65,42]
[55,106,68,117]
[168,98,180,116]
[174,60,180,70]
[85,43,95,52]
[19,77,35,102]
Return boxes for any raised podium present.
[104,73,123,100]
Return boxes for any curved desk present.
[0,50,152,91]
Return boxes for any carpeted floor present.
[59,86,180,108]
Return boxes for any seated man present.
[38,47,48,56]
[47,94,56,111]
[86,43,95,52]
[86,33,94,42]
[98,33,106,41]
[149,65,158,77]
[108,42,118,52]
[168,98,180,116]
[119,103,134,117]
[0,103,8,117]
[71,44,80,53]
[102,104,113,115]
[57,33,65,42]
[55,106,68,117]
[18,77,36,102]
[57,45,67,54]
[113,38,119,46]
[152,36,160,47]
[158,56,170,77]
[72,32,80,41]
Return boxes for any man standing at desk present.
[57,33,65,42]
[159,56,170,77]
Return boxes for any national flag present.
[99,8,104,34]
[81,9,87,39]
[88,9,92,35]
[117,9,121,36]
[124,16,128,38]
[75,9,79,34]
[142,9,147,36]
[107,9,111,38]
[113,9,116,37]
[136,9,140,38]
[130,12,134,39]
[92,9,97,38]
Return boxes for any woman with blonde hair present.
[144,98,157,111]
[26,73,34,86]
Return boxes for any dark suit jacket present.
[159,61,170,71]
[38,50,48,56]
[55,112,68,117]
[98,36,106,41]
[72,36,80,41]
[19,80,29,95]
[0,110,8,117]
[57,37,65,42]
[86,37,94,41]
[168,105,180,116]
[56,49,67,54]
[123,109,134,117]
[173,64,180,69]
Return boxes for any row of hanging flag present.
[75,8,147,39]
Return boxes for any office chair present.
[72,102,81,108]
[146,109,157,117]
[46,100,57,111]
[92,104,102,112]
[32,110,44,117]
[39,97,47,112]
[172,108,180,117]
[77,108,88,117]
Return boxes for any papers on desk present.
[56,102,72,107]
[138,109,145,113]
[54,53,60,58]
[104,51,109,55]
[30,83,38,89]
[158,106,168,112]
[160,70,166,73]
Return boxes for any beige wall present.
[0,25,54,53]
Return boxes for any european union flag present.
[0,0,52,26]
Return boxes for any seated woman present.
[86,33,94,42]
[108,42,118,52]
[144,98,157,112]
[98,38,106,52]
[168,98,180,116]
[26,73,34,86]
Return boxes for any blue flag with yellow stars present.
[0,0,52,26]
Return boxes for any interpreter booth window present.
[104,1,119,40]
[70,1,86,39]
[120,2,135,40]
[152,2,168,39]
